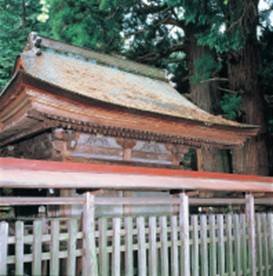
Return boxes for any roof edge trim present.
[27,32,167,82]
[22,72,259,133]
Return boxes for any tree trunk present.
[186,29,231,172]
[228,0,269,175]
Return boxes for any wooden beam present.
[179,193,190,276]
[1,158,273,192]
[82,193,98,276]
[0,196,272,206]
[246,194,257,276]
[0,222,8,275]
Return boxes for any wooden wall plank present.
[32,220,43,275]
[240,214,248,275]
[0,222,8,275]
[50,219,60,276]
[256,214,263,276]
[234,214,242,276]
[148,216,157,276]
[179,193,190,276]
[262,214,269,276]
[170,215,179,276]
[192,215,200,276]
[99,217,109,276]
[268,214,273,274]
[82,193,98,276]
[125,217,134,276]
[209,215,217,276]
[226,214,233,275]
[246,194,257,276]
[15,221,24,275]
[217,215,225,276]
[137,216,147,276]
[200,215,208,276]
[67,219,78,276]
[159,216,169,276]
[112,217,121,276]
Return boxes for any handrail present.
[1,157,273,192]
[0,196,272,206]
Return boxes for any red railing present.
[0,157,273,192]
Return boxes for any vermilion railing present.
[0,157,273,192]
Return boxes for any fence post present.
[82,192,98,276]
[245,193,257,276]
[0,222,8,275]
[179,192,190,276]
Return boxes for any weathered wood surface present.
[82,193,98,276]
[0,222,8,275]
[0,78,255,148]
[179,193,190,276]
[246,194,257,276]
[148,216,157,276]
[67,219,78,276]
[50,219,60,276]
[170,215,179,276]
[32,220,43,275]
[125,217,134,276]
[0,195,273,206]
[1,157,273,192]
[137,216,147,276]
[15,221,24,275]
[1,212,273,275]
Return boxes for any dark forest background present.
[1,0,273,175]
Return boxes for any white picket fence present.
[0,198,272,275]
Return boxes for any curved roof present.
[15,35,253,129]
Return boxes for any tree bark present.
[228,0,269,175]
[186,29,231,172]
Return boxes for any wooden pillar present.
[82,192,98,276]
[269,213,273,270]
[245,193,257,276]
[179,192,190,276]
[117,138,136,161]
[59,189,72,216]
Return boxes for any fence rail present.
[0,212,272,275]
[0,193,272,275]
[0,196,273,206]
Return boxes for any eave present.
[0,71,259,148]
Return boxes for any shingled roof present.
[15,34,251,128]
[0,33,259,147]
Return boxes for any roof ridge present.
[26,32,167,82]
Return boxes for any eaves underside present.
[0,107,247,149]
[0,72,258,148]
[18,71,258,132]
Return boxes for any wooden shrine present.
[0,34,272,276]
[0,33,258,168]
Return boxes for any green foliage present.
[197,25,243,53]
[47,0,128,52]
[260,27,273,132]
[0,0,272,134]
[191,53,221,83]
[0,0,48,90]
[220,94,241,120]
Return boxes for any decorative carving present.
[27,32,42,56]
[30,111,206,148]
[86,134,110,147]
[116,138,136,149]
